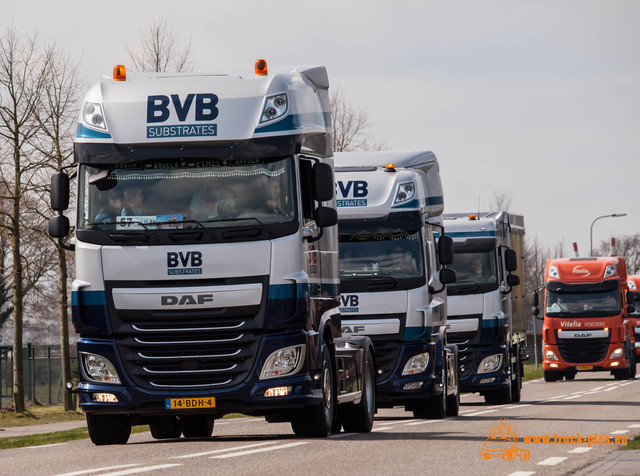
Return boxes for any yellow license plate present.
[576,365,593,370]
[165,397,216,410]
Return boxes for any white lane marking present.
[405,419,438,426]
[458,409,478,414]
[464,409,498,417]
[372,426,394,432]
[568,447,592,454]
[377,419,415,426]
[329,432,356,439]
[620,382,635,387]
[22,443,66,449]
[211,441,308,458]
[589,386,605,391]
[611,430,630,435]
[97,465,182,476]
[504,404,532,409]
[628,424,640,428]
[538,456,568,465]
[562,395,582,400]
[244,418,264,423]
[603,386,619,392]
[55,466,141,476]
[507,472,536,476]
[172,441,281,459]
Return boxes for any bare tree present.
[30,45,80,410]
[331,87,386,152]
[490,189,515,211]
[0,27,50,411]
[128,16,193,73]
[597,234,640,274]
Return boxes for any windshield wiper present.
[364,275,407,291]
[199,217,272,240]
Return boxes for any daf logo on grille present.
[161,294,213,306]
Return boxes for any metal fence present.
[0,345,78,408]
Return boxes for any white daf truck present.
[443,212,526,404]
[49,61,376,444]
[334,151,459,418]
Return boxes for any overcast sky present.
[2,0,638,256]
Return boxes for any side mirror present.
[438,235,454,265]
[532,292,539,307]
[506,274,520,287]
[505,248,518,272]
[439,267,457,285]
[49,215,70,238]
[532,307,540,317]
[51,172,70,211]
[312,162,334,202]
[628,305,636,314]
[314,206,338,228]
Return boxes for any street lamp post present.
[590,213,627,256]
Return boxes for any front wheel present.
[86,413,131,445]
[341,347,376,433]
[150,416,181,439]
[180,415,214,438]
[291,343,335,437]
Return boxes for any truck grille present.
[447,336,476,378]
[107,278,266,390]
[556,337,609,364]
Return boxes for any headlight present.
[604,264,616,278]
[477,354,502,373]
[80,352,121,384]
[394,182,416,204]
[260,94,288,124]
[548,266,559,279]
[402,352,430,375]
[260,345,305,379]
[82,101,108,132]
[545,349,559,361]
[610,347,624,359]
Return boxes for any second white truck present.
[334,151,459,418]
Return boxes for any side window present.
[299,159,315,220]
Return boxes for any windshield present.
[546,289,620,317]
[339,231,424,280]
[447,249,498,295]
[77,157,297,243]
[629,291,640,316]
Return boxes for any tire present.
[413,352,446,419]
[629,350,636,380]
[291,343,335,437]
[544,370,560,382]
[86,413,131,446]
[180,415,214,438]
[150,416,181,439]
[565,371,576,380]
[341,347,376,433]
[510,354,522,403]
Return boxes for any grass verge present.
[0,425,150,450]
[523,362,543,381]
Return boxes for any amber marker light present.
[385,163,396,172]
[255,59,268,76]
[113,65,127,81]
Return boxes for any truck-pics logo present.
[481,420,531,461]
[167,251,203,275]
[339,294,359,313]
[336,180,368,207]
[572,265,591,277]
[147,94,218,139]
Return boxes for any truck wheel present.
[150,416,181,439]
[544,370,560,382]
[484,376,512,405]
[180,415,214,438]
[341,346,375,432]
[291,343,335,437]
[565,371,576,380]
[86,413,131,445]
[629,351,636,379]
[511,356,522,403]
[414,356,447,419]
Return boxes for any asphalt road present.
[1,372,639,476]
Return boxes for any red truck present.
[541,257,636,381]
